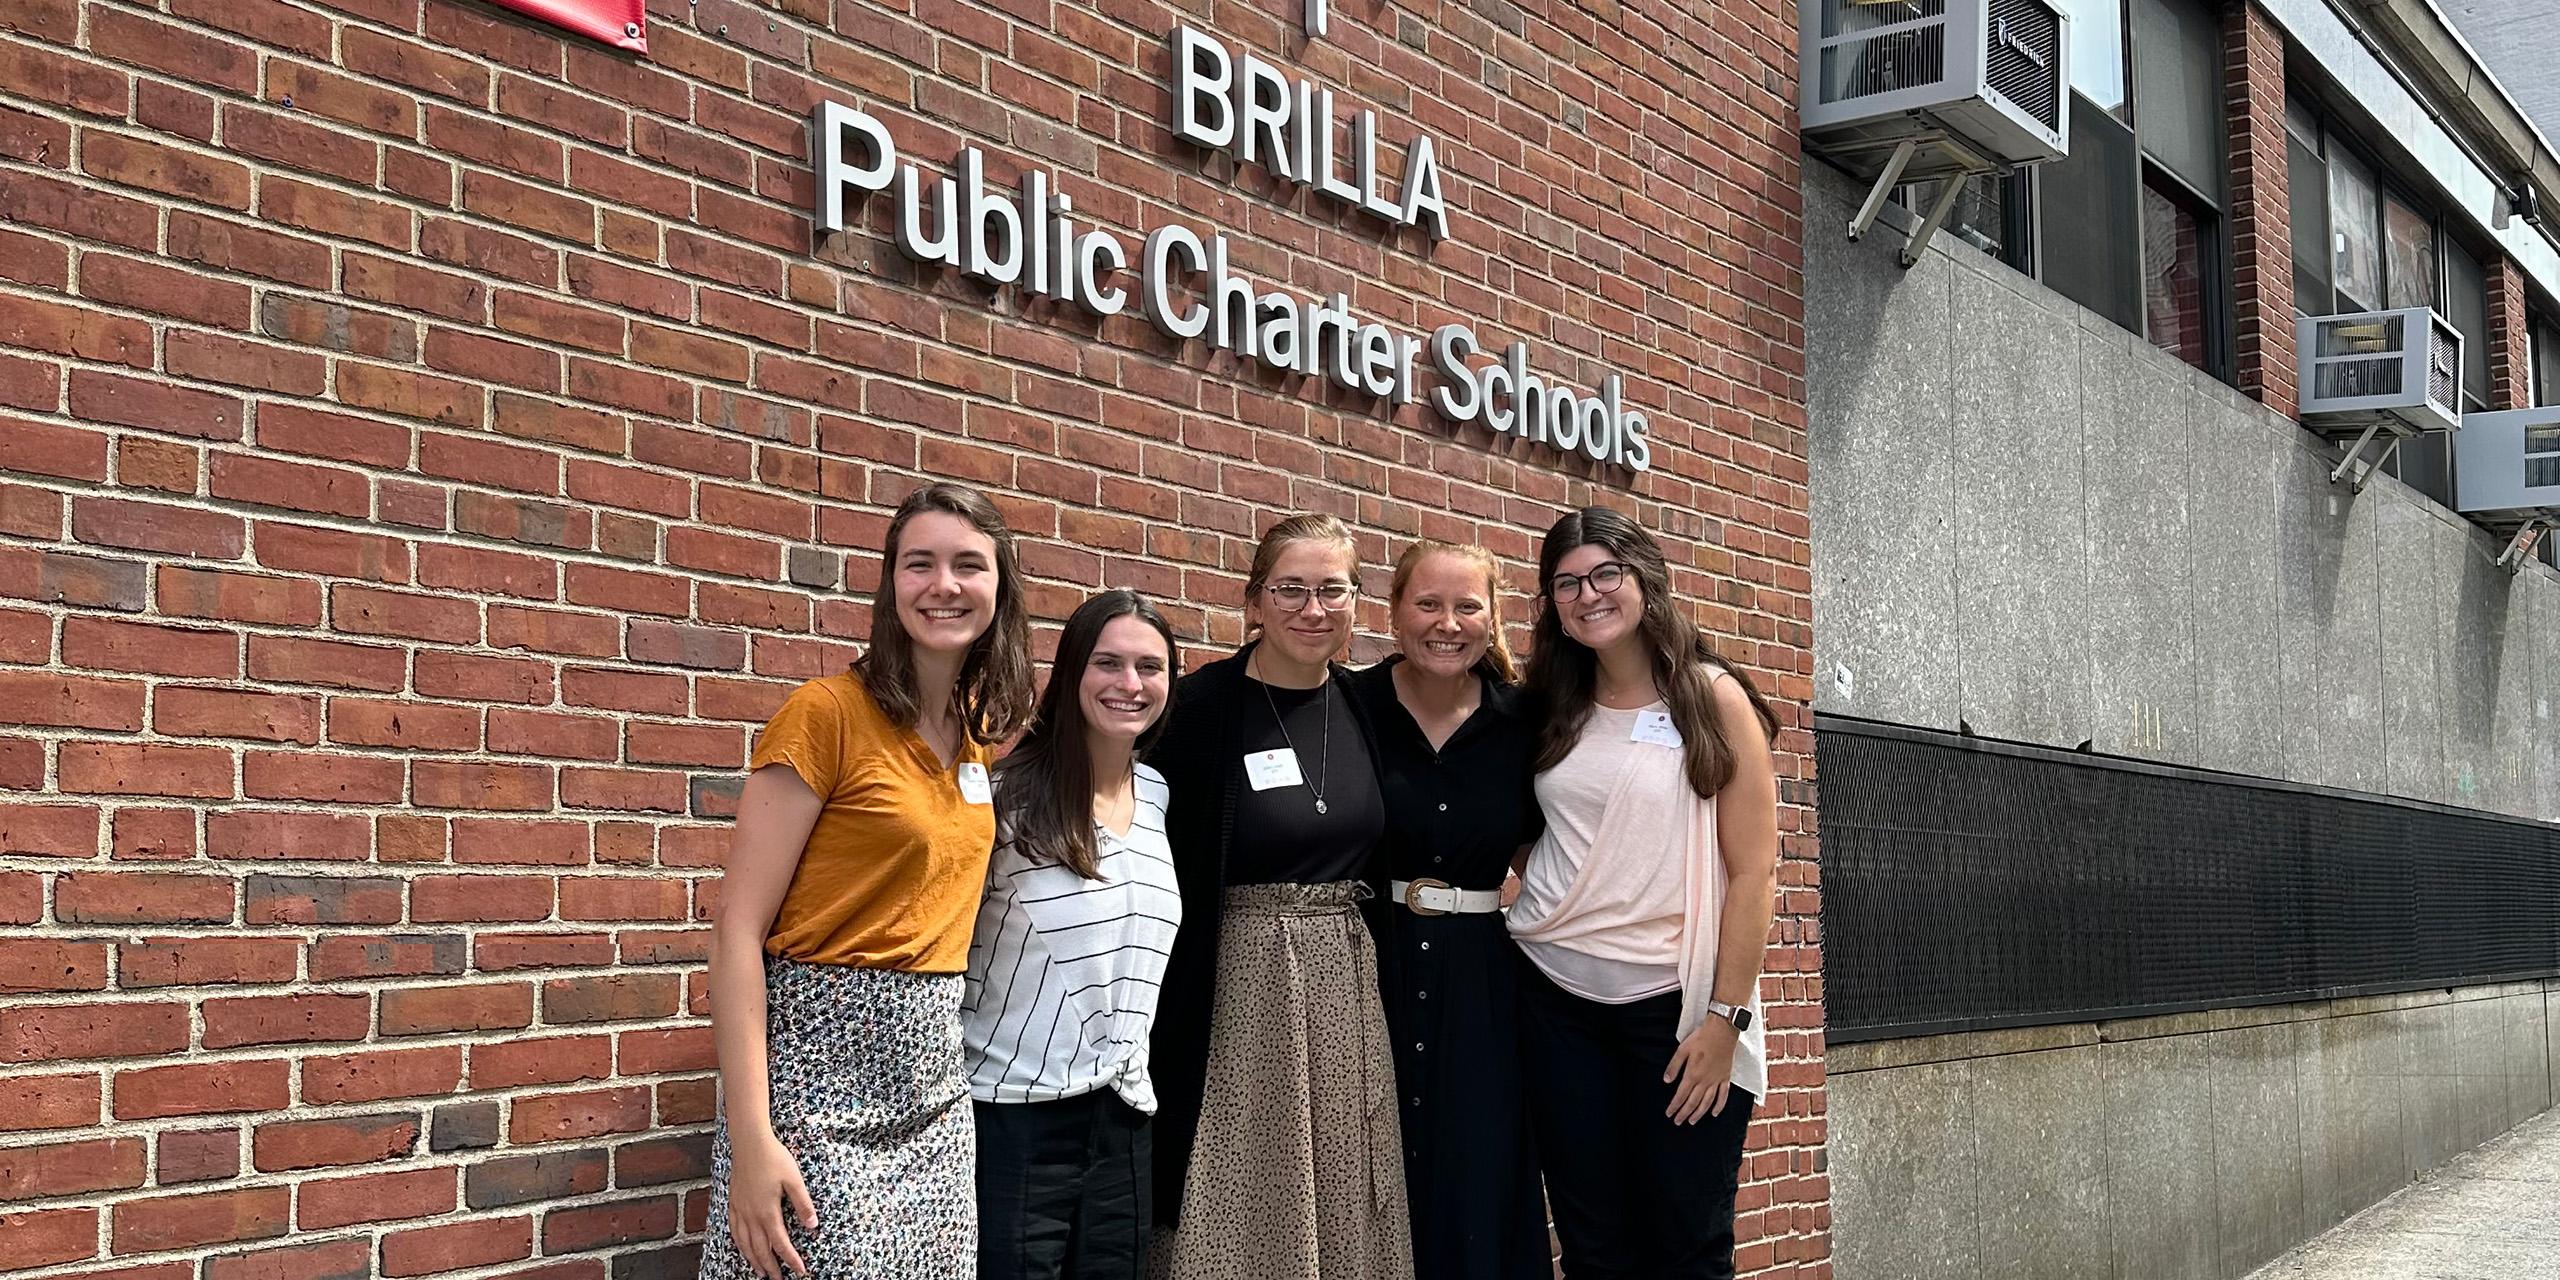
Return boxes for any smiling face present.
[1079,615,1173,746]
[891,511,1000,657]
[1392,550,1496,680]
[1550,540,1643,657]
[1244,537,1357,672]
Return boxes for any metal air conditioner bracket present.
[1842,132,1999,270]
[2493,517,2553,572]
[2326,420,2404,493]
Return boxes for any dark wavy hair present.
[852,482,1035,747]
[995,590,1179,879]
[1524,507,1778,799]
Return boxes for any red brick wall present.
[2226,0,2296,418]
[0,0,1825,1276]
[2487,254,2533,411]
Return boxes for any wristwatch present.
[1704,998,1754,1033]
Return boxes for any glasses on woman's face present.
[1547,561,1630,604]
[1262,581,1357,613]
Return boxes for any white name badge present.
[1632,709,1684,749]
[1243,748,1306,791]
[956,762,993,805]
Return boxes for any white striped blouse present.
[961,765,1180,1111]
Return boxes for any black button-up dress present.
[1350,660,1549,1280]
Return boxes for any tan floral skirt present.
[1152,881,1414,1280]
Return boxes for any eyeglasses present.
[1261,581,1357,612]
[1547,561,1630,603]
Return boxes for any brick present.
[381,1216,533,1277]
[111,1059,290,1119]
[411,874,552,922]
[0,295,151,367]
[412,761,555,811]
[81,252,253,328]
[0,418,105,480]
[464,1150,608,1210]
[0,801,100,861]
[63,617,239,678]
[473,934,614,975]
[250,522,414,584]
[299,1045,463,1103]
[56,873,232,924]
[295,1167,455,1229]
[0,1073,100,1132]
[485,708,621,762]
[627,722,744,768]
[558,878,687,923]
[608,1245,701,1280]
[82,132,251,208]
[415,651,552,704]
[157,567,324,626]
[110,1186,290,1253]
[615,1026,714,1075]
[209,452,367,516]
[157,1127,241,1185]
[243,750,405,804]
[429,1101,500,1152]
[0,940,105,994]
[116,438,202,493]
[199,993,370,1049]
[208,810,369,861]
[248,636,408,692]
[257,176,410,250]
[488,606,620,658]
[0,1001,188,1063]
[418,543,558,600]
[112,808,197,860]
[375,814,448,863]
[57,742,234,799]
[167,211,334,288]
[0,1207,96,1270]
[613,1133,712,1187]
[155,687,322,744]
[561,767,687,814]
[243,874,402,925]
[307,933,467,981]
[449,817,590,865]
[70,496,245,559]
[541,972,681,1025]
[616,929,711,966]
[0,549,148,611]
[199,1237,370,1280]
[0,673,143,731]
[507,1085,651,1144]
[377,982,533,1036]
[252,1111,418,1171]
[332,584,479,644]
[541,1194,678,1254]
[68,370,244,439]
[654,1076,714,1126]
[326,697,482,751]
[470,1033,611,1089]
[0,1137,145,1200]
[115,937,298,988]
[455,491,592,550]
[564,564,690,616]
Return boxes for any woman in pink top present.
[1507,506,1782,1280]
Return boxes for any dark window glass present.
[2536,318,2560,408]
[2131,0,2224,201]
[2442,240,2489,408]
[2395,432,2455,507]
[2141,176,2209,367]
[2040,98,2145,333]
[2287,131,2331,314]
[2383,195,2437,310]
[2330,146,2382,311]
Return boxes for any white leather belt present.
[1391,878,1501,916]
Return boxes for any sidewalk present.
[2243,1106,2560,1280]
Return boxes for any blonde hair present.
[1389,540,1518,683]
[1242,513,1359,629]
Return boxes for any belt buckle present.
[1403,877,1452,917]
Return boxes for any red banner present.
[485,0,647,52]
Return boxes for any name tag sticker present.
[1632,710,1683,749]
[956,762,993,805]
[1243,748,1305,791]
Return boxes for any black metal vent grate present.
[1818,718,2560,1043]
[1984,0,2062,130]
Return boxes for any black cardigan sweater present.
[1139,641,1387,1227]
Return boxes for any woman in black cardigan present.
[1143,513,1411,1280]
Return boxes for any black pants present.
[1518,956,1756,1280]
[975,1092,1151,1280]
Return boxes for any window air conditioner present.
[1799,0,2072,172]
[2296,307,2463,437]
[2452,406,2560,519]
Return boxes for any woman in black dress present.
[1350,539,1548,1280]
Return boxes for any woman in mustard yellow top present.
[704,482,1036,1280]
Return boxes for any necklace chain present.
[1252,651,1331,815]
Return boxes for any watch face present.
[1732,1007,1754,1033]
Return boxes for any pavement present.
[2243,1106,2560,1280]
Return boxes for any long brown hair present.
[852,482,1035,747]
[1388,539,1517,683]
[995,590,1179,879]
[1524,507,1778,798]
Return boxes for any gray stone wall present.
[1826,981,2559,1280]
[1806,166,2560,823]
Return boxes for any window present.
[2329,145,2382,310]
[2536,316,2560,408]
[2030,0,2229,374]
[2289,95,2466,323]
[2383,195,2438,310]
[2443,240,2489,410]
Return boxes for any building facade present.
[0,0,1828,1277]
[1807,0,2560,1277]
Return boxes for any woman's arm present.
[1663,674,1780,1125]
[710,764,825,1279]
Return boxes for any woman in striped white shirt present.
[962,589,1182,1280]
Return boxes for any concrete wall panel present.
[2082,331,2200,762]
[2374,494,2449,803]
[2273,440,2387,793]
[2186,386,2288,776]
[2100,1034,2221,1280]
[1973,1048,2110,1278]
[2209,1022,2307,1275]
[1828,1060,1978,1280]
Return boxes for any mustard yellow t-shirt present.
[749,670,996,972]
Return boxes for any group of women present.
[702,481,1784,1280]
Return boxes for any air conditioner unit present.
[2297,307,2463,437]
[1801,0,2071,172]
[2452,406,2560,517]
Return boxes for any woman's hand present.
[1663,1017,1739,1125]
[727,1131,818,1279]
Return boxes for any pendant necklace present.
[1253,651,1332,816]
